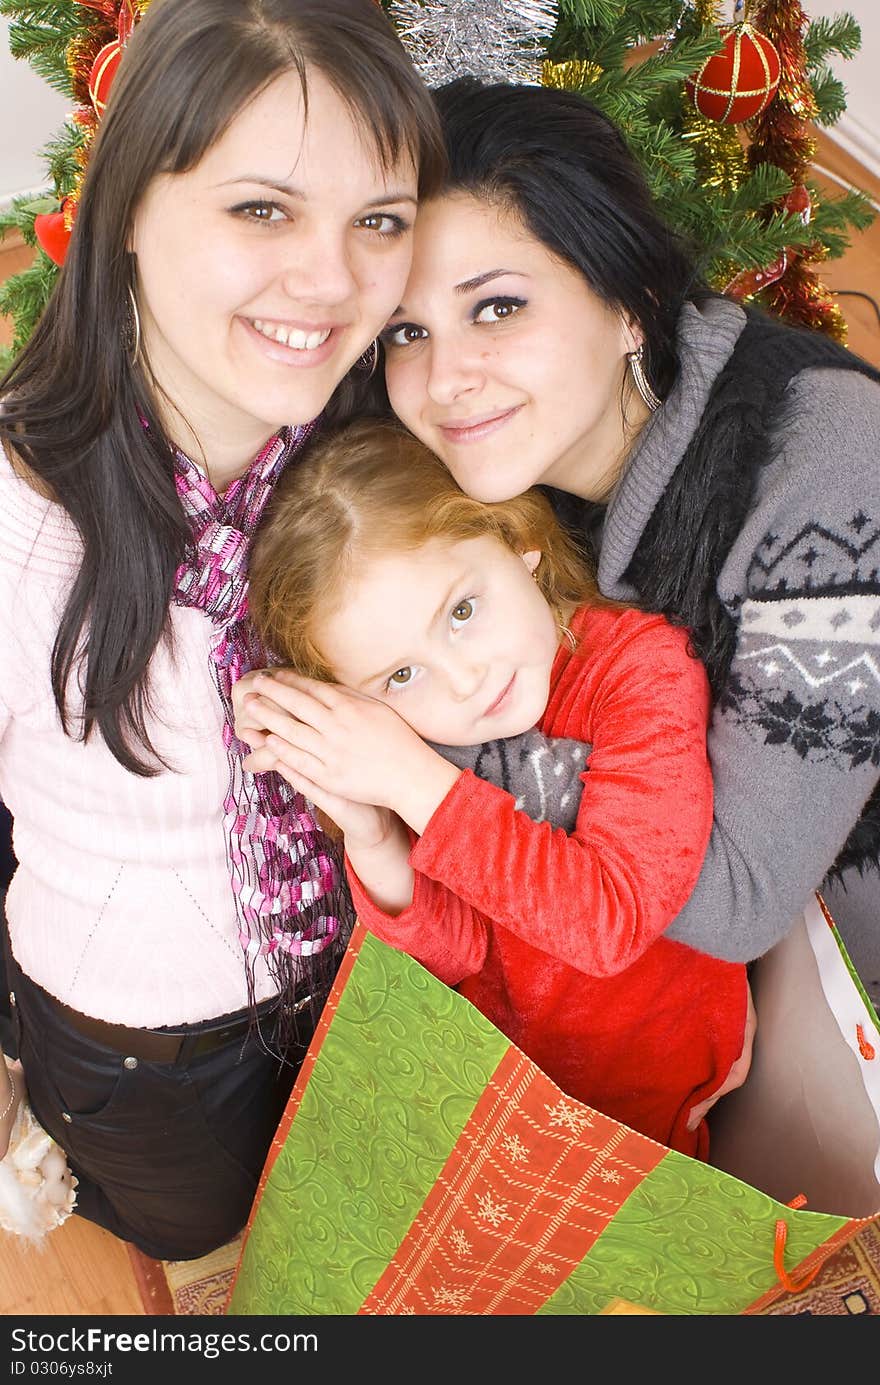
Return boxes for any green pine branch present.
[810,184,877,261]
[556,0,630,30]
[550,0,708,69]
[687,206,818,284]
[804,14,862,67]
[41,120,87,198]
[0,0,101,99]
[809,66,848,127]
[0,191,58,247]
[724,163,794,213]
[604,119,701,223]
[587,31,722,122]
[0,251,58,360]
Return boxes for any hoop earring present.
[125,283,142,367]
[559,623,578,652]
[356,338,379,378]
[627,344,660,413]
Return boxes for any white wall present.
[806,0,880,179]
[0,17,72,210]
[0,5,877,211]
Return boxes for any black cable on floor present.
[834,289,880,332]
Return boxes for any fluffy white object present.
[0,1099,77,1243]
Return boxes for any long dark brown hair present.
[0,0,445,775]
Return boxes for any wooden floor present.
[0,1213,145,1317]
[0,126,878,1319]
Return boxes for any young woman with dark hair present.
[375,76,880,996]
[0,0,444,1259]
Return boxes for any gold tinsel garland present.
[747,0,847,340]
[63,0,154,223]
[541,58,603,92]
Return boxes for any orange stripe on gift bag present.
[360,1045,665,1315]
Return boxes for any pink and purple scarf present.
[172,425,352,1043]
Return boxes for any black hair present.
[431,76,709,402]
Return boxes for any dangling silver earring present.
[356,338,379,378]
[125,283,142,367]
[627,344,660,413]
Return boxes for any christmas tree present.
[0,0,874,368]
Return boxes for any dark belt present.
[52,990,308,1066]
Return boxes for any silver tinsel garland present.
[388,0,559,87]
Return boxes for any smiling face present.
[383,192,647,505]
[129,67,418,476]
[316,534,561,746]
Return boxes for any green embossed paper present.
[228,922,875,1316]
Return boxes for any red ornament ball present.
[685,22,781,125]
[34,209,72,267]
[88,39,124,118]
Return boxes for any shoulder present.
[0,439,78,576]
[782,362,880,443]
[574,602,686,648]
[0,436,55,499]
[573,605,706,683]
[752,364,879,511]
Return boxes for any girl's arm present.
[240,617,712,979]
[405,617,713,977]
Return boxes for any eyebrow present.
[390,268,524,319]
[219,176,418,207]
[455,268,520,295]
[360,574,467,688]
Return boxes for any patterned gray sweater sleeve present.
[663,367,880,959]
[428,731,590,832]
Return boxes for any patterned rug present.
[126,1235,242,1316]
[125,1219,880,1315]
[750,1219,880,1316]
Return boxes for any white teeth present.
[251,320,331,350]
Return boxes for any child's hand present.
[266,760,398,854]
[240,670,461,833]
[232,669,273,751]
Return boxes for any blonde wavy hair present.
[250,418,603,680]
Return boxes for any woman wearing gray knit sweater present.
[376,77,880,999]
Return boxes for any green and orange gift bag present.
[227,893,880,1316]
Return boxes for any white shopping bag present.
[710,892,880,1219]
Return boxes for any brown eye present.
[473,297,526,324]
[389,667,413,686]
[354,212,405,236]
[383,322,427,348]
[452,599,474,624]
[233,200,285,223]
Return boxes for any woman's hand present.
[238,670,461,833]
[686,985,757,1131]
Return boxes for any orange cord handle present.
[856,1023,876,1061]
[773,1218,825,1294]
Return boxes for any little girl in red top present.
[234,419,750,1158]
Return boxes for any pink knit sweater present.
[0,451,278,1026]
